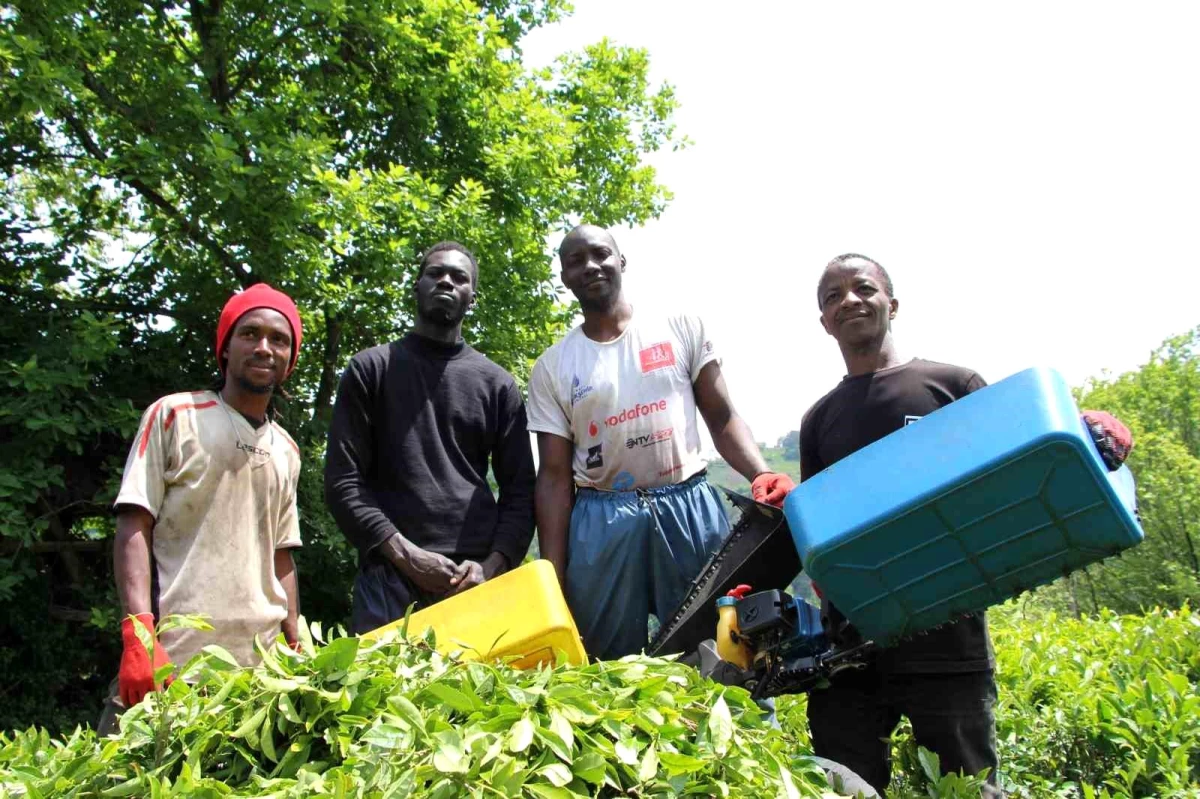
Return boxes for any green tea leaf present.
[549,710,574,754]
[432,730,468,774]
[387,694,427,735]
[231,705,269,740]
[423,681,479,714]
[615,737,640,766]
[313,636,359,674]
[526,785,574,799]
[708,694,733,756]
[638,744,658,782]
[572,751,607,785]
[509,715,535,753]
[362,723,414,750]
[539,762,573,787]
[657,750,707,775]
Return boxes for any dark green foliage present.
[0,0,683,732]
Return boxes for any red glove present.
[1082,410,1133,471]
[118,613,172,707]
[751,472,796,507]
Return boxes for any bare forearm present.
[535,473,573,586]
[693,362,769,483]
[378,531,420,573]
[114,509,155,617]
[275,549,300,641]
[712,415,770,482]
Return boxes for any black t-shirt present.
[799,358,994,673]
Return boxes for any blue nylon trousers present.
[565,471,731,662]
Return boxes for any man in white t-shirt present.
[528,224,796,660]
[99,284,304,733]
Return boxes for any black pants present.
[350,558,441,635]
[807,667,1000,797]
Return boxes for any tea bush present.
[780,604,1200,797]
[0,624,840,798]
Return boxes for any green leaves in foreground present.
[0,627,839,797]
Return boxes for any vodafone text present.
[603,399,667,428]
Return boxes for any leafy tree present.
[0,0,682,730]
[1036,326,1200,616]
[777,429,800,461]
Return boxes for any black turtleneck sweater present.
[324,333,535,569]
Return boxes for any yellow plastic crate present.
[360,559,587,668]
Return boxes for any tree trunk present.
[1067,572,1082,619]
[1082,567,1101,615]
[38,499,85,587]
[309,305,344,441]
[1177,502,1200,577]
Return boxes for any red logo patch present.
[588,420,599,437]
[639,342,676,373]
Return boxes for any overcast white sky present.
[518,1,1199,448]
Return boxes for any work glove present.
[1082,410,1133,471]
[118,613,172,707]
[751,471,796,507]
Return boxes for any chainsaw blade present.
[647,489,802,657]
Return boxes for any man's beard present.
[234,374,275,395]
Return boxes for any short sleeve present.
[275,497,302,549]
[275,456,302,549]
[682,315,720,383]
[799,408,824,482]
[114,399,172,517]
[525,354,573,440]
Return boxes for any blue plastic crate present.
[783,367,1142,646]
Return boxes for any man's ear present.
[620,254,627,273]
[889,297,899,320]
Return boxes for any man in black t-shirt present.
[800,253,1002,795]
[325,242,535,634]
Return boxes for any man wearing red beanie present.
[98,283,305,733]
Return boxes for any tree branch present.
[78,68,147,133]
[309,304,344,441]
[228,21,304,101]
[191,0,232,111]
[0,284,194,321]
[150,0,200,63]
[58,110,252,286]
[0,540,105,555]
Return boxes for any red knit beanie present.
[215,284,303,376]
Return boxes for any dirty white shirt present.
[527,313,719,491]
[115,390,301,669]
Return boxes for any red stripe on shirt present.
[138,400,164,458]
[163,400,218,430]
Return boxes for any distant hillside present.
[705,447,814,601]
[706,446,801,497]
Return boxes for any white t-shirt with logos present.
[527,313,719,491]
[115,390,302,670]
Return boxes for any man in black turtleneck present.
[325,241,536,634]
